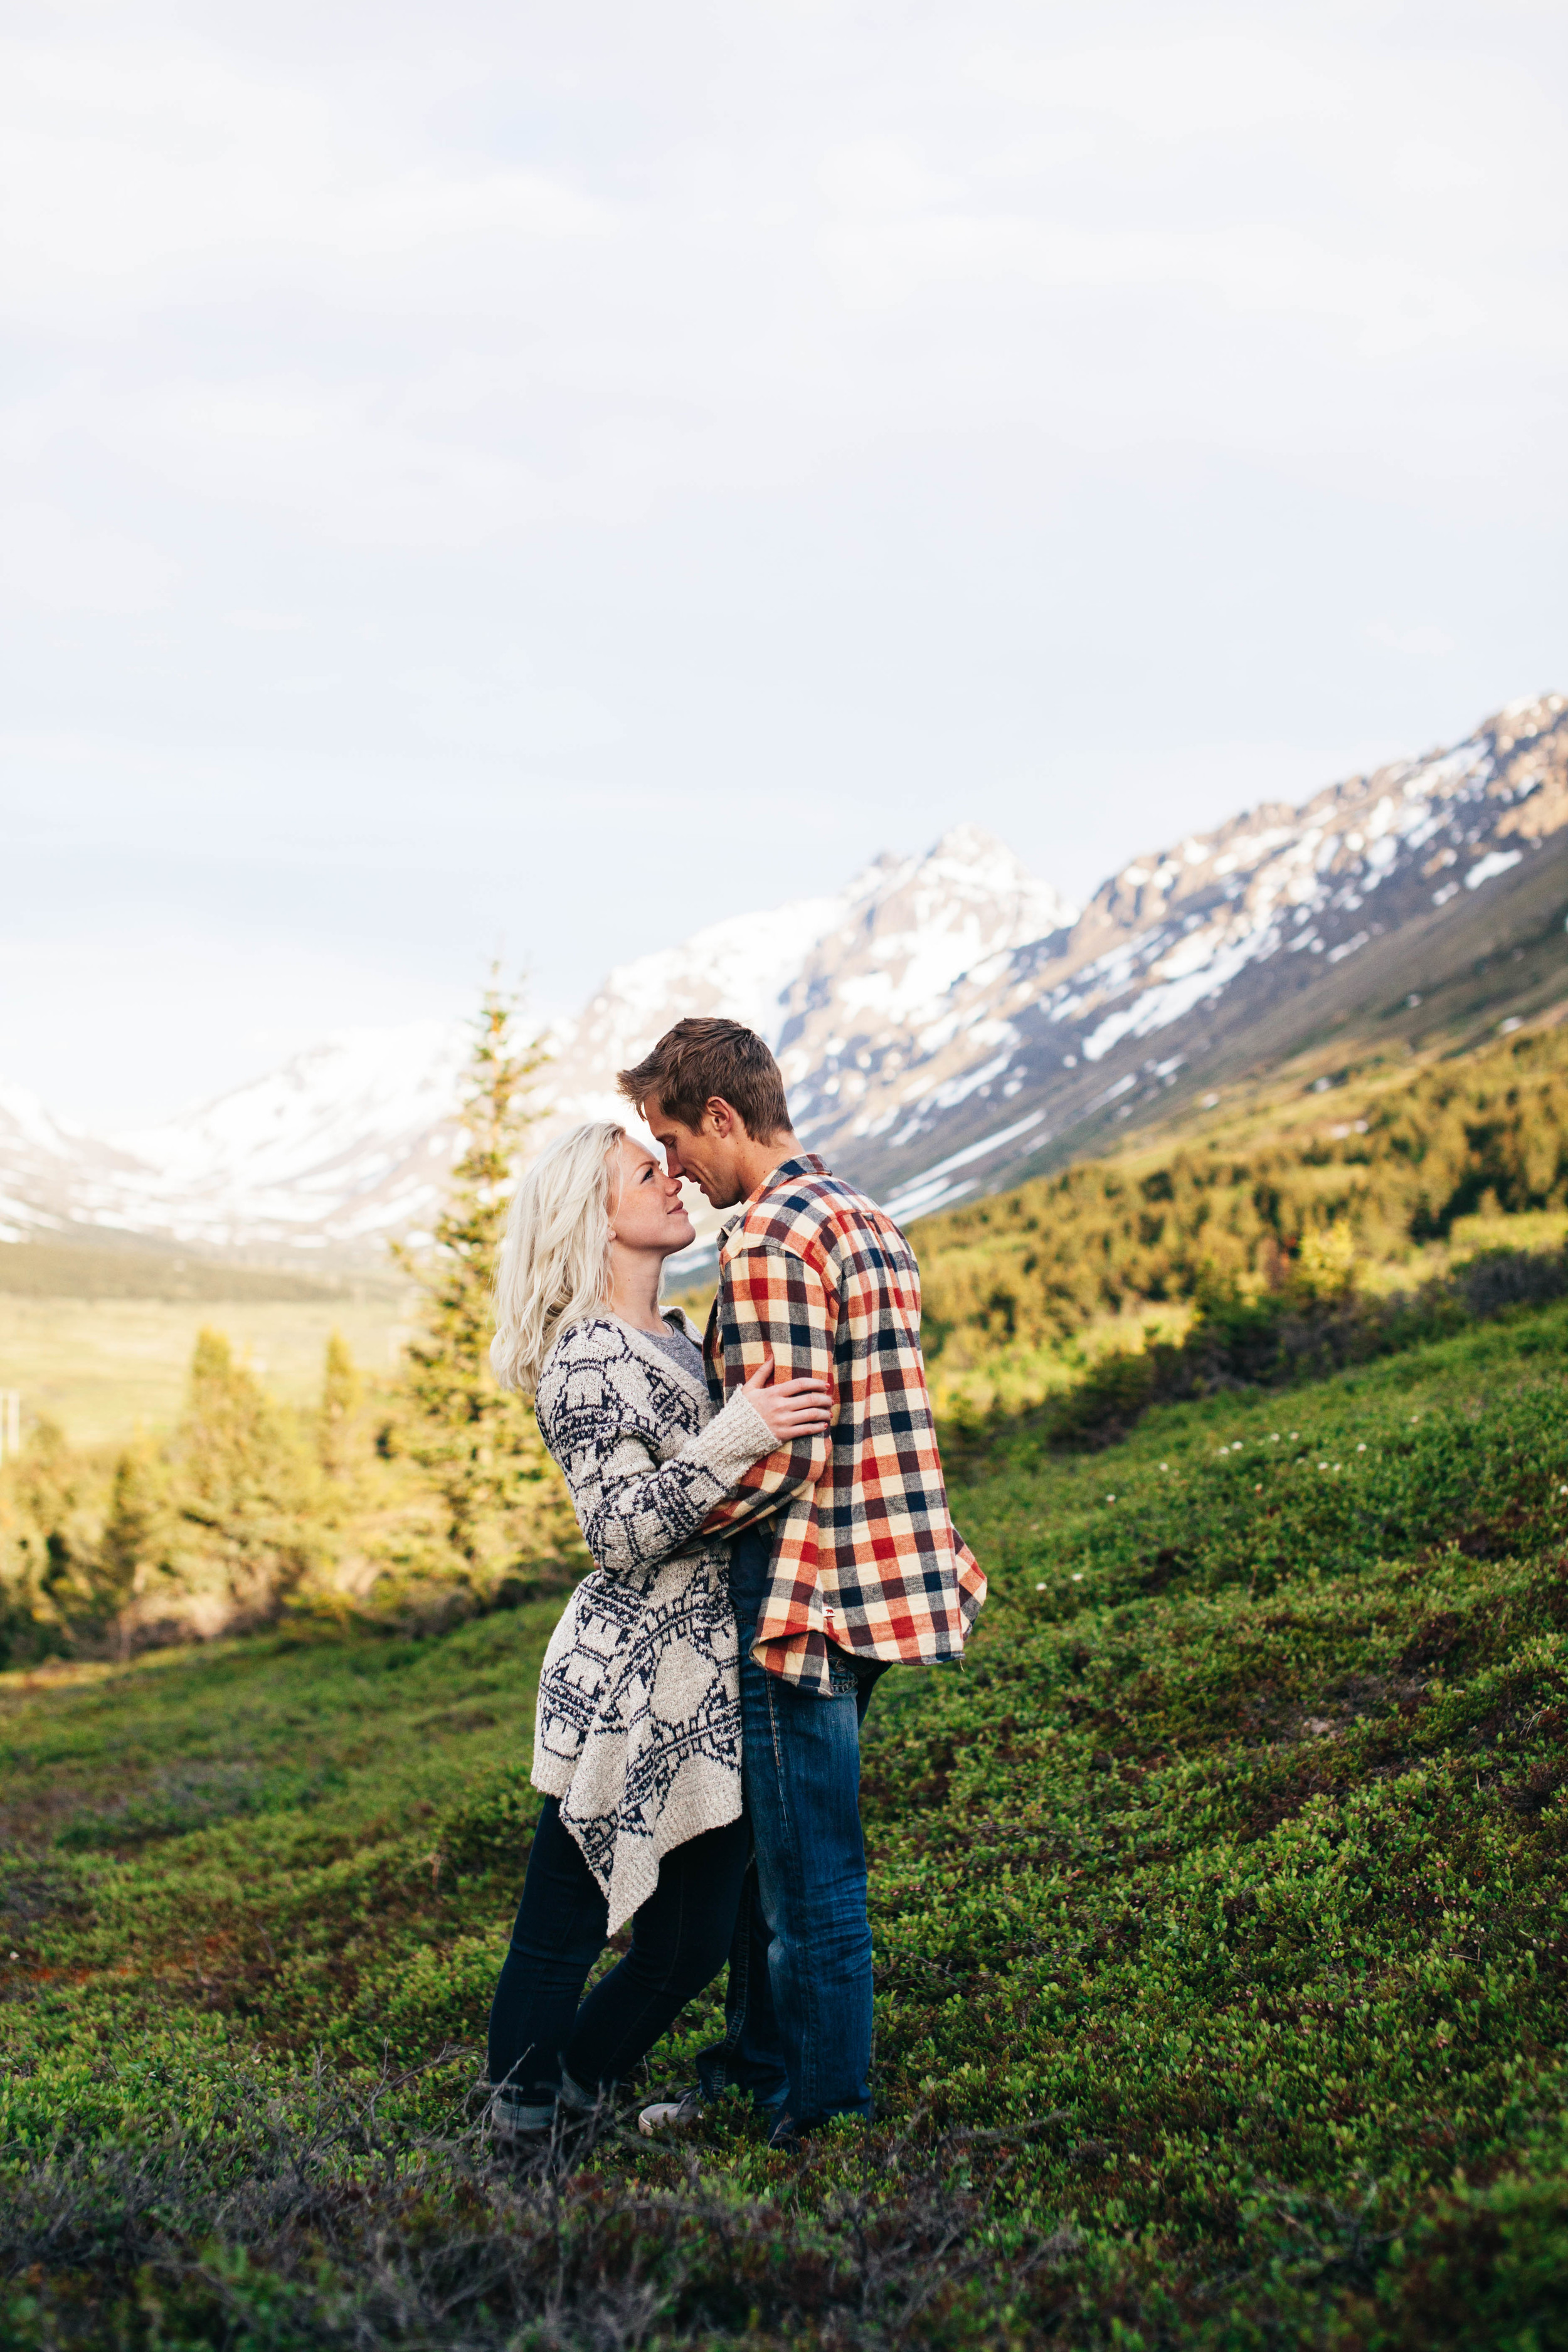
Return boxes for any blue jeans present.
[696,1527,884,2129]
[488,1794,750,2100]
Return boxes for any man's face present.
[644,1094,746,1210]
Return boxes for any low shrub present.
[7,1303,1568,2343]
[1017,1244,1568,1452]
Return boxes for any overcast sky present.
[4,0,1565,1125]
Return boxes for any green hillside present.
[910,1019,1568,1419]
[5,1298,1568,2346]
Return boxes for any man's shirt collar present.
[718,1153,829,1245]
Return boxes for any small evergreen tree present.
[11,1418,92,1618]
[0,1419,93,1662]
[171,1328,319,1622]
[97,1441,174,1657]
[393,976,584,1587]
[1296,1219,1358,1298]
[318,1331,363,1478]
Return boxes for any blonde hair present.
[490,1120,625,1394]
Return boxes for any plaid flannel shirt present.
[699,1153,987,1695]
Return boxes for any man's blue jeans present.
[696,1527,883,2129]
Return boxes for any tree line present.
[9,1007,1568,1665]
[913,1027,1568,1365]
[0,986,585,1669]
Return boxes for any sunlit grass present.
[6,1302,1568,2343]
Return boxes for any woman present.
[484,1118,830,2141]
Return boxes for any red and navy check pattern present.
[700,1155,987,1694]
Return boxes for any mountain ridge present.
[4,693,1564,1263]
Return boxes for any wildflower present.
[1106,1494,1116,1502]
[1290,1431,1299,1439]
[1357,1443,1367,1452]
[1271,1433,1280,1442]
[1036,1581,1047,1592]
[1160,1461,1168,1470]
[1072,1572,1084,1582]
[1319,1462,1328,1470]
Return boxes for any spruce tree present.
[171,1329,319,1621]
[394,976,584,1587]
[318,1331,362,1478]
[2,1419,92,1658]
[97,1441,174,1657]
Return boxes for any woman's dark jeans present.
[487,1795,750,2101]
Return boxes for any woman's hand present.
[742,1350,834,1444]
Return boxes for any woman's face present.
[610,1136,696,1258]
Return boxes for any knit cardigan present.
[530,1310,775,1932]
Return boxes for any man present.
[616,1016,986,2143]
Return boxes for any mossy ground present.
[6,1303,1568,2345]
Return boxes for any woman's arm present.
[539,1347,826,1579]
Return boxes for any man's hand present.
[742,1349,833,1445]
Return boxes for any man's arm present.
[699,1241,835,1534]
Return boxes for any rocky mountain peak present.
[2,695,1563,1260]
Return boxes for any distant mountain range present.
[3,691,1565,1266]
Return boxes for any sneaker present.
[556,2068,601,2118]
[489,2088,555,2144]
[637,2086,703,2137]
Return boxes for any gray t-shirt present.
[646,1320,706,1385]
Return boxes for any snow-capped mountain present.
[543,825,1076,1261]
[108,1024,470,1254]
[0,828,1071,1256]
[0,1086,103,1245]
[3,693,1564,1259]
[0,1030,469,1256]
[850,689,1568,1220]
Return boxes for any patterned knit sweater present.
[531,1310,775,1931]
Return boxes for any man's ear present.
[704,1096,738,1140]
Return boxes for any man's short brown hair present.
[617,1017,793,1140]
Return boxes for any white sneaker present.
[637,2087,702,2137]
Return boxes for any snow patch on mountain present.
[2,694,1565,1259]
[821,692,1567,1184]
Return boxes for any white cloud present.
[0,40,607,310]
[965,35,1346,137]
[816,209,1482,355]
[1368,621,1458,659]
[0,502,175,613]
[1393,140,1486,196]
[0,2,1564,1123]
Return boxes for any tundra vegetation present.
[3,1016,1568,2344]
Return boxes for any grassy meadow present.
[0,1294,413,1451]
[6,1297,1568,2346]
